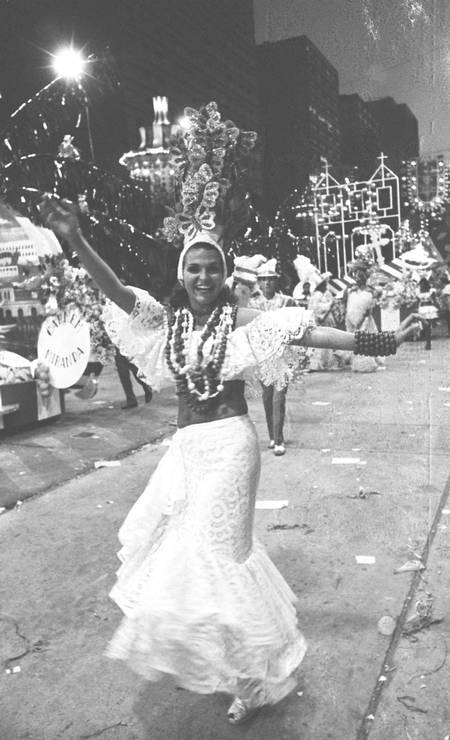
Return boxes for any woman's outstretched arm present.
[292,312,424,350]
[39,195,135,314]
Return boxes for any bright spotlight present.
[52,47,86,79]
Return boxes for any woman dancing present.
[39,103,422,726]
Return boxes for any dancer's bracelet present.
[353,330,397,357]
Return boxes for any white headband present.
[177,232,228,284]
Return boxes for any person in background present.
[417,276,439,349]
[308,272,345,371]
[293,280,312,308]
[250,259,296,456]
[344,265,384,372]
[227,254,266,307]
[439,275,450,336]
[114,347,153,409]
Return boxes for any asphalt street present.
[1,336,450,739]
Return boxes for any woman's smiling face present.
[182,245,225,312]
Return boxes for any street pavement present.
[1,336,450,739]
[0,366,178,509]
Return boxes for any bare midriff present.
[177,379,247,428]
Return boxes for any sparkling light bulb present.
[52,47,86,79]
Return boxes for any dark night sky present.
[0,0,118,112]
[254,0,450,158]
[1,1,449,158]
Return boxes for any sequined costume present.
[103,288,313,706]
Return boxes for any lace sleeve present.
[246,307,315,388]
[102,287,173,391]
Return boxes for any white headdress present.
[232,254,266,286]
[256,257,279,278]
[176,230,227,284]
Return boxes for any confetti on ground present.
[355,555,376,564]
[94,460,121,469]
[312,401,331,406]
[256,500,288,510]
[332,457,364,465]
[442,509,450,515]
[377,616,396,635]
[438,386,450,392]
[321,448,331,452]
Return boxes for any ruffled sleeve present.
[102,287,173,391]
[245,307,315,388]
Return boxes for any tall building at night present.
[256,35,341,213]
[366,97,419,176]
[339,94,381,179]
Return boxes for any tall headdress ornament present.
[162,101,257,282]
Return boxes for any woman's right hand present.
[395,312,425,345]
[38,195,81,240]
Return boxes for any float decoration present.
[31,254,115,366]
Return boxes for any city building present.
[256,35,341,214]
[366,97,419,177]
[339,94,381,179]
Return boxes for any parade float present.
[0,202,65,429]
[0,202,108,430]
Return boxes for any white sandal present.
[227,697,261,725]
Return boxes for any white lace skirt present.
[106,414,307,706]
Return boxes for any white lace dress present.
[102,288,314,706]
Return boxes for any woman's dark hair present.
[419,277,430,292]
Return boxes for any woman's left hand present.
[395,313,425,345]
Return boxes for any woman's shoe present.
[121,397,138,409]
[227,697,260,725]
[268,440,275,449]
[274,443,286,456]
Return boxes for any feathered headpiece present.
[163,101,257,248]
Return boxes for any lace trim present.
[246,308,315,389]
[102,287,173,391]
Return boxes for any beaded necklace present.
[165,302,238,412]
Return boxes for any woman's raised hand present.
[38,195,80,240]
[394,312,425,345]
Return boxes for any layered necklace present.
[165,303,238,412]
